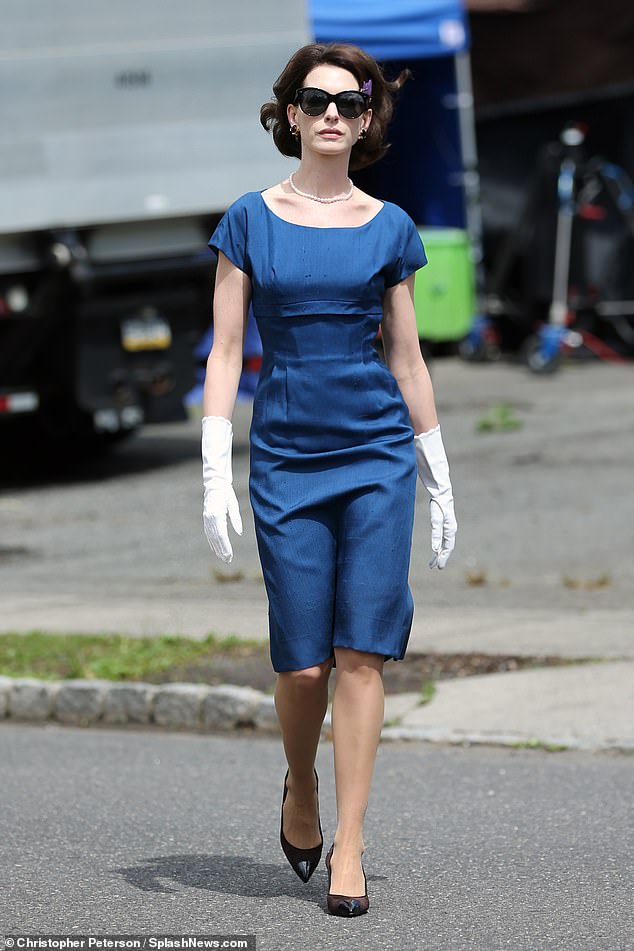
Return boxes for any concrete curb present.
[0,675,282,734]
[1,673,632,752]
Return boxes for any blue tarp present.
[310,0,469,61]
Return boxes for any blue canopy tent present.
[310,0,481,341]
[310,0,476,228]
[311,0,469,62]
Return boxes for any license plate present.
[121,314,172,352]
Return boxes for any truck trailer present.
[0,0,308,451]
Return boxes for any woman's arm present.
[381,274,438,433]
[382,272,457,568]
[201,251,251,563]
[202,251,252,419]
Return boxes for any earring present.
[290,123,299,137]
[358,128,367,141]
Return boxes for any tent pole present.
[453,51,486,299]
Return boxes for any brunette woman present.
[202,43,457,917]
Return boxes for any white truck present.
[0,0,307,449]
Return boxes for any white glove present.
[414,425,457,569]
[202,415,243,564]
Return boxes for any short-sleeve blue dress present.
[209,191,427,672]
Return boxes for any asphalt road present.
[1,724,632,951]
[1,359,633,643]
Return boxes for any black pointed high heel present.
[280,768,323,883]
[325,843,370,917]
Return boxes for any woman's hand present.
[414,425,457,569]
[202,415,243,563]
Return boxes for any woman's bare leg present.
[329,647,384,896]
[274,658,333,848]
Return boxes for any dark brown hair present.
[260,43,410,172]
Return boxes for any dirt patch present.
[141,647,586,696]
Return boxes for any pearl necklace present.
[288,171,354,204]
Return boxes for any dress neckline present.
[258,191,386,230]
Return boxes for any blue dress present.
[209,191,427,672]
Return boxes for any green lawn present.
[0,631,262,682]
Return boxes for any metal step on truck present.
[0,0,307,455]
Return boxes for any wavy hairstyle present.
[260,43,410,172]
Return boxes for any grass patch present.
[509,738,569,753]
[562,574,611,591]
[0,631,263,682]
[0,636,609,696]
[476,403,523,433]
[212,568,246,583]
[419,680,436,706]
[465,569,488,587]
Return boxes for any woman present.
[201,43,457,917]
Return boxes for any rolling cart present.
[464,123,634,373]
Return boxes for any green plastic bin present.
[414,228,475,341]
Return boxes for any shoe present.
[325,843,370,917]
[280,768,323,883]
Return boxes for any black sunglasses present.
[295,87,370,120]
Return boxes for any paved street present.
[2,724,633,951]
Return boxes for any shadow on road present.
[1,425,249,490]
[112,852,385,907]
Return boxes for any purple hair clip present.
[361,79,372,97]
